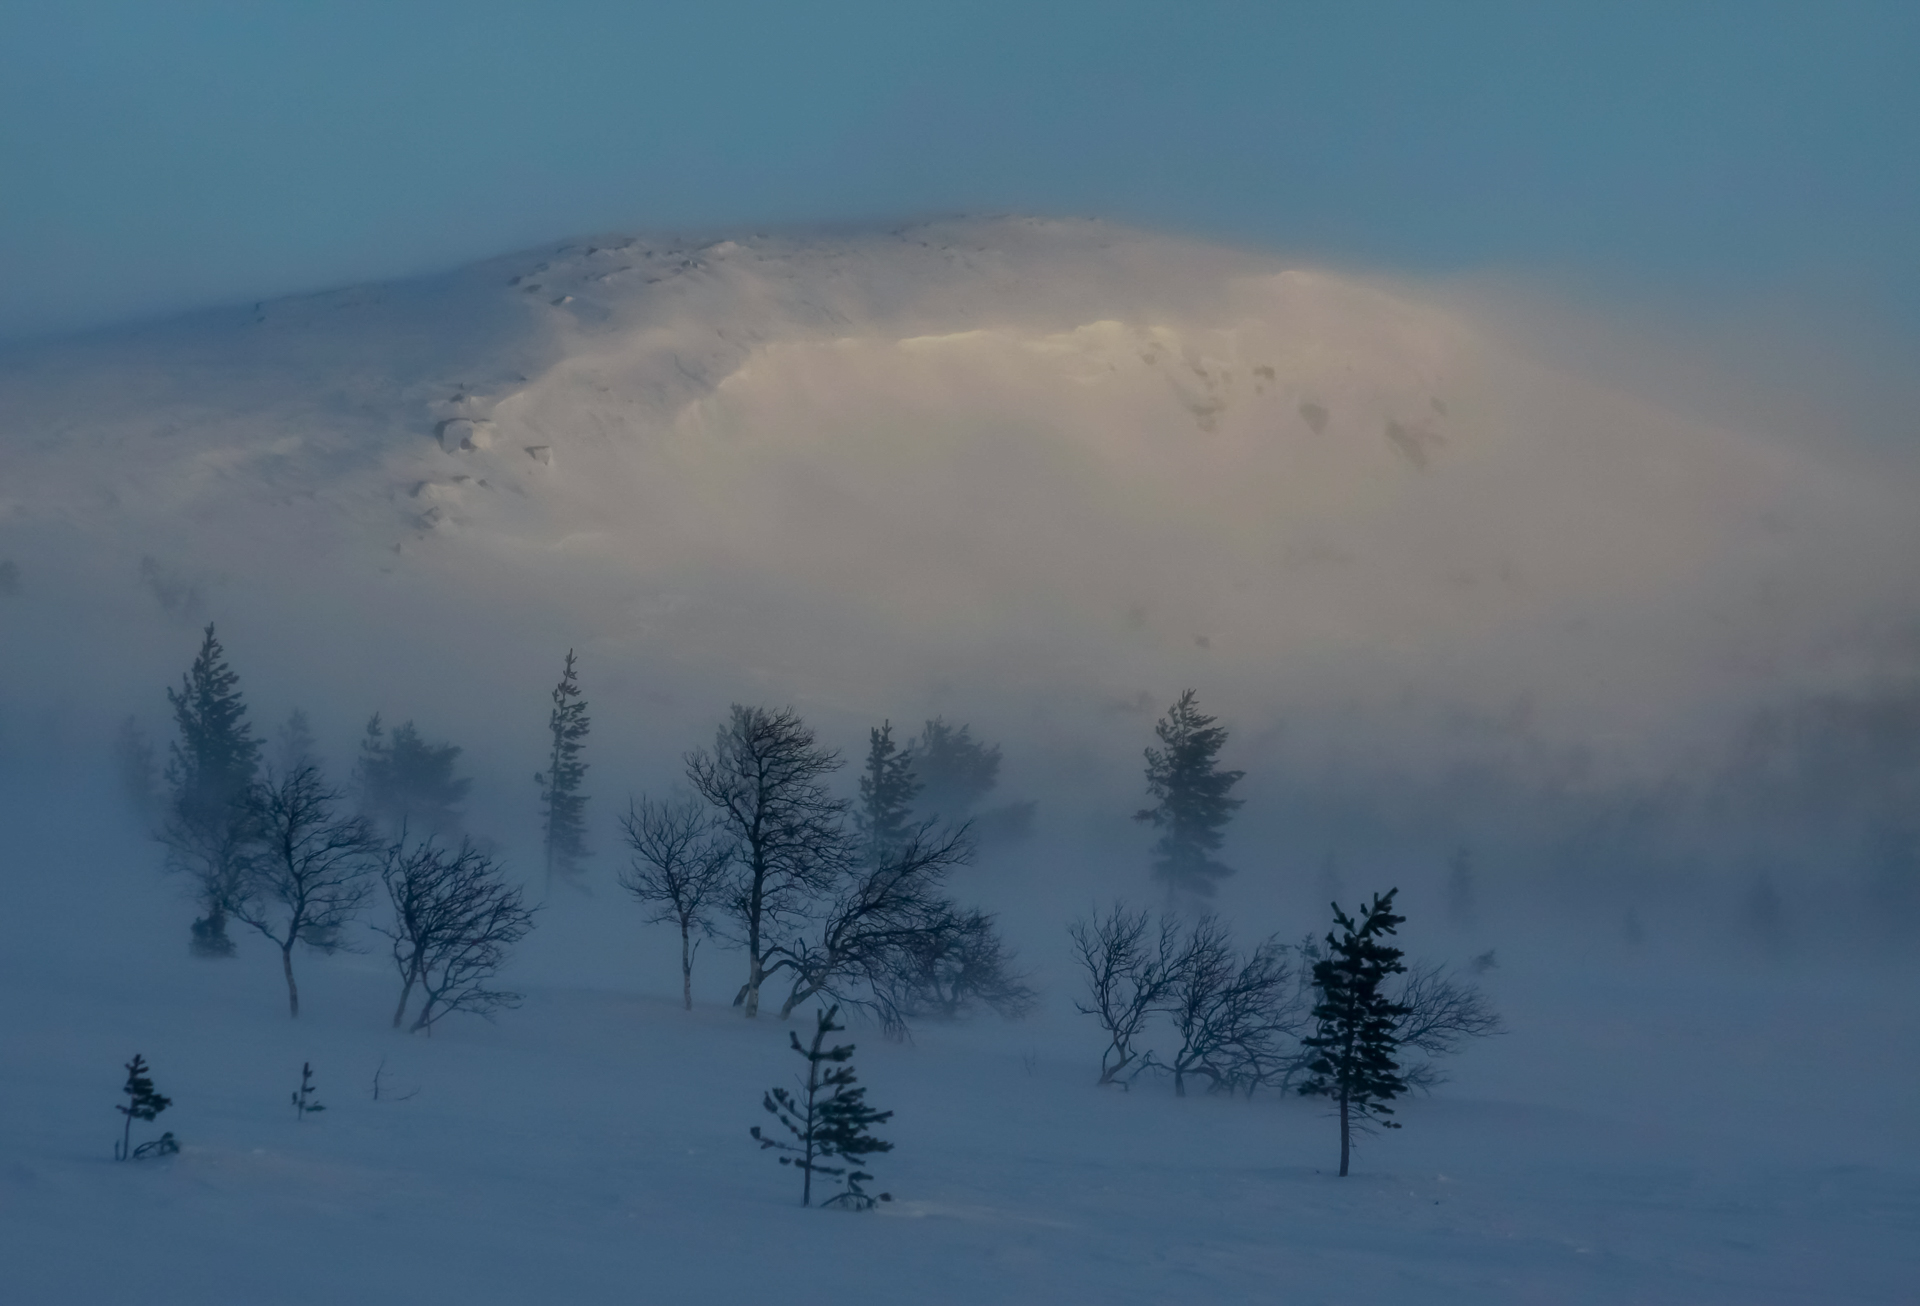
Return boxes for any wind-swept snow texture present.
[1,217,1917,1302]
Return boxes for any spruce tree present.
[162,623,262,956]
[913,718,1000,820]
[1299,889,1411,1177]
[357,715,471,839]
[291,1062,325,1119]
[535,650,591,888]
[1134,690,1244,902]
[751,1005,894,1208]
[855,721,920,866]
[115,1053,177,1160]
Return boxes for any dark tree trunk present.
[680,923,694,1011]
[743,950,764,1018]
[281,941,300,1018]
[739,872,765,1017]
[392,971,415,1029]
[1338,1091,1350,1177]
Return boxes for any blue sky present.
[1,1,1915,343]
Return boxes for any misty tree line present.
[126,625,536,1028]
[1079,690,1502,1173]
[120,624,1498,1171]
[119,625,1038,1039]
[624,707,1036,1035]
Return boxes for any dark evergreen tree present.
[913,718,1000,820]
[162,623,262,956]
[855,721,920,866]
[1134,690,1244,902]
[291,1062,324,1119]
[356,715,471,839]
[535,649,591,889]
[1299,889,1411,1177]
[115,1053,177,1160]
[751,1005,893,1209]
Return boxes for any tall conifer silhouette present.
[162,624,261,956]
[536,650,590,888]
[1299,889,1411,1176]
[1135,690,1244,902]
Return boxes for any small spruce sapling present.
[1299,889,1411,1177]
[292,1062,324,1119]
[751,1005,894,1209]
[115,1053,178,1160]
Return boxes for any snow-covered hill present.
[0,217,1915,1303]
[5,216,1914,790]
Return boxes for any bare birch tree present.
[768,821,966,1027]
[377,838,538,1033]
[1162,917,1305,1096]
[231,767,378,1017]
[1392,959,1503,1089]
[686,705,846,1018]
[618,795,733,1010]
[1067,903,1187,1086]
[876,905,1036,1029]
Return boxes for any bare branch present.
[377,838,538,1033]
[1067,903,1186,1086]
[1390,959,1504,1090]
[773,821,977,1029]
[618,795,735,1009]
[230,766,378,1017]
[1164,918,1307,1098]
[685,705,847,1017]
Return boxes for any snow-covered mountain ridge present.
[2,215,1915,807]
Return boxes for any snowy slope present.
[1,217,1916,1303]
[4,216,1915,786]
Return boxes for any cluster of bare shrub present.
[1069,903,1499,1096]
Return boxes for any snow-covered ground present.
[2,785,1915,1305]
[1,217,1916,1302]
